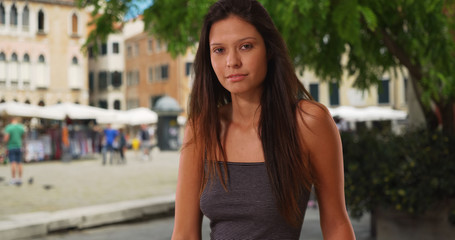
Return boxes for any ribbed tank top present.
[200,162,310,240]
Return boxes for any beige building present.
[298,68,408,111]
[124,27,194,115]
[0,0,89,106]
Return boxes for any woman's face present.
[209,15,267,97]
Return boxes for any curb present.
[0,194,175,240]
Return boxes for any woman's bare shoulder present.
[296,100,333,128]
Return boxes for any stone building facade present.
[0,0,89,105]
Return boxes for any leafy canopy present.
[80,0,455,131]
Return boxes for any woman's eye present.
[213,48,224,54]
[241,44,253,50]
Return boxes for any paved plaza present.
[0,149,179,219]
[0,149,371,239]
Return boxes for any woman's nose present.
[226,50,241,68]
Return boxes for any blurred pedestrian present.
[3,117,26,185]
[139,124,151,161]
[117,128,127,164]
[172,0,355,239]
[102,124,118,165]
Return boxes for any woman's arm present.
[172,125,203,240]
[298,100,355,240]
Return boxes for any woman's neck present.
[230,93,262,129]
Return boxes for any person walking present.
[3,117,26,185]
[102,124,118,165]
[139,124,151,161]
[117,128,127,164]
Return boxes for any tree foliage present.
[79,0,455,133]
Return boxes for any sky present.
[124,0,154,21]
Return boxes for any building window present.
[11,53,18,62]
[114,100,121,110]
[127,71,139,86]
[112,42,119,54]
[0,52,6,87]
[111,71,122,88]
[38,10,45,32]
[10,53,18,87]
[10,4,18,26]
[22,6,29,30]
[329,82,340,106]
[127,99,139,109]
[127,45,132,57]
[0,3,5,25]
[98,100,108,109]
[148,39,153,53]
[100,43,107,55]
[309,83,319,102]
[185,62,193,76]
[22,54,31,88]
[72,56,78,65]
[36,55,47,88]
[161,65,169,80]
[155,64,169,81]
[378,79,390,104]
[148,67,153,82]
[133,43,139,56]
[89,72,94,92]
[98,71,108,91]
[23,54,30,62]
[71,13,78,35]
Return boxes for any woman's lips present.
[227,74,247,82]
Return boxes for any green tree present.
[79,0,455,133]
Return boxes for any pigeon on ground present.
[28,177,34,185]
[43,184,53,190]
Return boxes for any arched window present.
[25,99,30,104]
[38,100,45,106]
[0,98,5,103]
[69,56,81,89]
[10,4,18,26]
[22,6,29,29]
[71,13,78,35]
[0,3,5,25]
[23,54,30,62]
[36,55,47,88]
[39,54,45,63]
[0,52,6,85]
[11,53,18,62]
[10,53,19,87]
[38,10,44,32]
[22,54,31,88]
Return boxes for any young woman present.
[172,0,355,239]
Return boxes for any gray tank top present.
[200,162,310,239]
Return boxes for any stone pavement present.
[0,149,178,239]
[0,149,372,240]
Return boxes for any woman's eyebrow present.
[210,37,257,46]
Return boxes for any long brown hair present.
[188,0,313,227]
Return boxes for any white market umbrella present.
[0,101,64,120]
[97,107,158,125]
[42,102,114,120]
